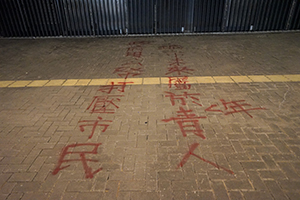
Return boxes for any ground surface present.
[0,33,300,200]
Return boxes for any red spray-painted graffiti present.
[98,82,134,94]
[53,41,150,178]
[168,76,191,90]
[164,91,201,106]
[205,99,267,118]
[159,44,194,76]
[52,143,102,179]
[78,117,112,139]
[162,107,207,139]
[160,43,236,175]
[113,66,143,79]
[177,143,234,174]
[87,95,123,114]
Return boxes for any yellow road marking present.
[1,74,299,88]
[62,79,78,86]
[213,76,234,83]
[45,79,66,86]
[8,81,32,88]
[143,77,160,85]
[0,81,14,87]
[230,76,252,83]
[27,80,49,87]
[89,79,108,86]
[76,79,91,86]
[248,75,272,82]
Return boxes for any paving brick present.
[242,191,273,200]
[66,180,93,192]
[6,192,24,200]
[8,173,36,182]
[228,191,245,200]
[259,170,287,180]
[224,180,253,190]
[240,162,267,170]
[278,180,300,191]
[264,180,289,200]
[12,182,41,192]
[211,181,229,200]
[157,171,183,181]
[130,191,160,200]
[120,180,146,191]
[244,171,267,191]
[286,192,300,200]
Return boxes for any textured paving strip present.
[1,74,300,88]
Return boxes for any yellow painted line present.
[160,77,170,84]
[62,79,78,86]
[76,79,91,86]
[248,75,272,82]
[284,74,300,82]
[143,77,160,85]
[125,78,143,85]
[266,75,290,82]
[45,79,66,86]
[107,78,127,85]
[1,74,299,88]
[8,80,32,88]
[89,79,108,86]
[27,80,49,87]
[0,81,14,87]
[195,76,215,83]
[230,76,252,83]
[186,77,198,84]
[213,76,234,83]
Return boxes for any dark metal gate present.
[0,0,299,37]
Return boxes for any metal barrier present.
[0,0,299,37]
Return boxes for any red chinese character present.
[166,65,194,76]
[98,82,133,94]
[162,107,207,139]
[87,95,123,114]
[52,143,102,179]
[113,66,143,79]
[177,143,234,174]
[79,117,112,139]
[169,53,185,66]
[164,91,201,106]
[168,77,191,90]
[126,46,143,58]
[205,99,266,118]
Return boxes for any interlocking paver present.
[0,33,300,200]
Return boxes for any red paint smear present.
[52,143,102,179]
[177,143,234,175]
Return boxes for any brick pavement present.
[0,33,300,200]
[0,33,300,81]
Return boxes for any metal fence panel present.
[193,0,225,32]
[0,0,299,37]
[128,0,155,34]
